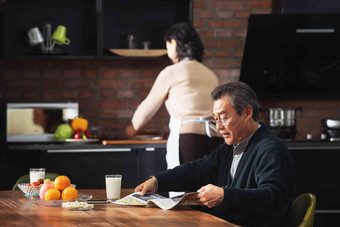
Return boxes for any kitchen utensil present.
[27,27,45,46]
[269,108,299,128]
[321,119,340,129]
[52,25,70,45]
[143,41,151,49]
[127,34,136,49]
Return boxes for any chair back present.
[12,173,61,190]
[292,193,316,227]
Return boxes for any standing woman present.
[125,22,223,170]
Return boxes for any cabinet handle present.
[145,147,155,151]
[47,148,131,153]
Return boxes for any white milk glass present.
[29,168,45,183]
[105,174,122,201]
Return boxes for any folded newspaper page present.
[114,192,199,210]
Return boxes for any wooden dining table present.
[0,189,240,227]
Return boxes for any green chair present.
[292,193,316,227]
[12,172,61,190]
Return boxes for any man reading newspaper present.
[135,82,295,227]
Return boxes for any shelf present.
[1,0,192,58]
[109,49,167,57]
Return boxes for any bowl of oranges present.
[29,175,91,206]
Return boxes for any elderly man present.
[135,81,295,227]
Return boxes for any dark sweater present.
[155,123,295,227]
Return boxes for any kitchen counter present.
[6,139,167,152]
[7,140,340,152]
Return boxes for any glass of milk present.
[105,174,122,201]
[29,168,45,183]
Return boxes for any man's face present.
[213,96,248,145]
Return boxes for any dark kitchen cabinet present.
[41,148,138,189]
[1,0,192,59]
[137,147,167,184]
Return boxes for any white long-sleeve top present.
[131,60,220,136]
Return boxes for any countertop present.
[6,140,340,152]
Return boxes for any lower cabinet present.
[42,148,138,189]
[40,147,167,189]
[137,147,167,184]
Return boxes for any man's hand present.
[134,177,158,196]
[196,184,224,208]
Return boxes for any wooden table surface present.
[0,189,239,227]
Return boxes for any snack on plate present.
[62,201,94,210]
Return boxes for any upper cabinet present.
[1,0,192,59]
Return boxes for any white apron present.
[166,116,218,198]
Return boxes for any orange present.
[54,175,71,191]
[45,188,61,200]
[61,186,78,201]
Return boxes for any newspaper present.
[113,192,199,210]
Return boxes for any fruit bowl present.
[18,183,41,197]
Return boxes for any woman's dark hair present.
[211,82,260,121]
[163,22,204,62]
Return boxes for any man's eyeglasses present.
[210,108,240,126]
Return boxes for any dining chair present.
[12,172,61,190]
[292,193,316,227]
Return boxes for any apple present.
[39,181,55,200]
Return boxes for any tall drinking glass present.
[30,168,45,183]
[105,174,122,201]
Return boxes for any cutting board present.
[109,49,167,57]
[102,140,167,145]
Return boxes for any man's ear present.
[244,105,253,120]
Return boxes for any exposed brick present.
[43,90,60,99]
[235,11,251,18]
[205,39,242,48]
[193,1,206,9]
[118,90,136,99]
[141,70,157,78]
[215,50,231,57]
[43,70,62,79]
[199,30,214,38]
[132,79,155,88]
[216,11,233,19]
[100,109,117,118]
[216,30,232,38]
[198,10,215,19]
[83,70,100,78]
[207,20,244,29]
[193,20,205,29]
[234,49,244,58]
[103,70,118,78]
[22,70,40,79]
[245,1,272,9]
[92,100,126,109]
[98,79,128,88]
[209,1,243,10]
[120,70,138,78]
[99,90,116,98]
[80,89,96,99]
[61,90,79,99]
[4,70,19,79]
[64,69,82,78]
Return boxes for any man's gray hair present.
[211,81,260,121]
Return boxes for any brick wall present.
[1,0,339,140]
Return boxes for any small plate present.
[63,206,94,211]
[59,139,99,143]
[30,194,92,207]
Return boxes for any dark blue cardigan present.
[155,123,295,227]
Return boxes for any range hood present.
[240,14,340,99]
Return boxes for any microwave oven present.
[6,103,78,142]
